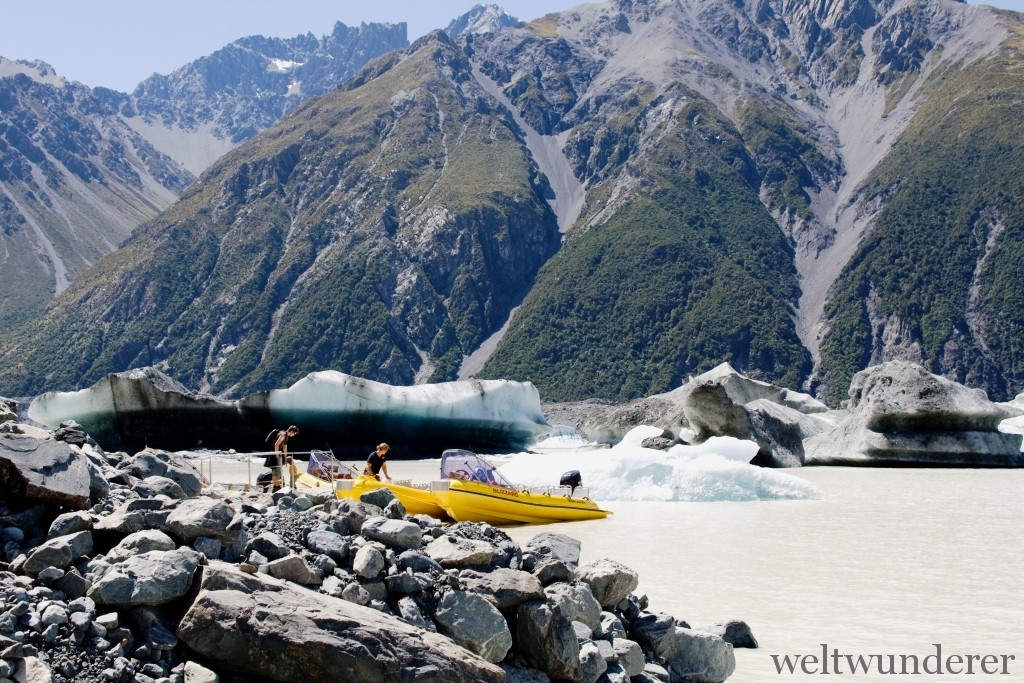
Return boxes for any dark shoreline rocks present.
[0,423,749,683]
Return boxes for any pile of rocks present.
[0,418,753,683]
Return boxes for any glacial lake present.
[204,459,1022,682]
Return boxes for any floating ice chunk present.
[667,436,759,463]
[998,415,1024,452]
[498,434,823,503]
[614,425,666,448]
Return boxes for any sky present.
[1,0,1021,93]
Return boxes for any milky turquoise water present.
[500,467,1024,683]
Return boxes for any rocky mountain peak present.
[445,4,521,38]
[0,57,67,88]
[126,21,409,173]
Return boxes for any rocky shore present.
[0,414,753,683]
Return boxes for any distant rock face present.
[804,361,1024,466]
[445,4,521,39]
[0,60,192,332]
[0,398,15,424]
[128,21,409,171]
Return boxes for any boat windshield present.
[440,449,515,488]
[307,449,354,481]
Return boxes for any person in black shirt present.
[364,442,392,481]
[271,425,299,489]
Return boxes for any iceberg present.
[28,368,548,455]
[498,428,824,502]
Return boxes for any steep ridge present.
[464,0,1022,402]
[122,22,410,174]
[0,23,408,338]
[816,11,1024,402]
[0,34,560,397]
[0,59,192,329]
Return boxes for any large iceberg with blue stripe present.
[28,367,548,456]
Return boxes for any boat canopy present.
[306,449,354,481]
[440,449,515,488]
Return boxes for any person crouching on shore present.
[364,443,392,481]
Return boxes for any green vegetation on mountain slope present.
[0,35,559,397]
[817,19,1024,404]
[480,86,810,402]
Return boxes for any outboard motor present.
[559,470,583,497]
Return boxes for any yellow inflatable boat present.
[428,449,611,525]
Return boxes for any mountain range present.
[1,0,1022,407]
[0,21,410,334]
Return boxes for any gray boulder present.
[177,562,504,682]
[359,487,396,509]
[460,568,545,609]
[579,641,607,683]
[245,532,290,561]
[0,434,92,509]
[88,547,202,607]
[333,500,385,535]
[385,571,432,594]
[23,531,93,575]
[183,661,219,683]
[305,529,350,564]
[700,619,758,648]
[533,559,575,586]
[575,559,639,609]
[433,589,513,663]
[524,533,581,567]
[48,511,93,539]
[544,581,602,630]
[135,475,187,500]
[395,596,436,632]
[131,605,179,652]
[163,497,240,544]
[425,535,495,568]
[93,498,174,536]
[516,600,581,681]
[614,637,646,677]
[352,545,385,579]
[360,516,423,550]
[595,611,627,641]
[106,530,177,563]
[665,627,735,683]
[629,612,679,657]
[396,549,444,574]
[341,582,371,606]
[122,449,203,497]
[266,555,322,586]
[805,361,1024,466]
